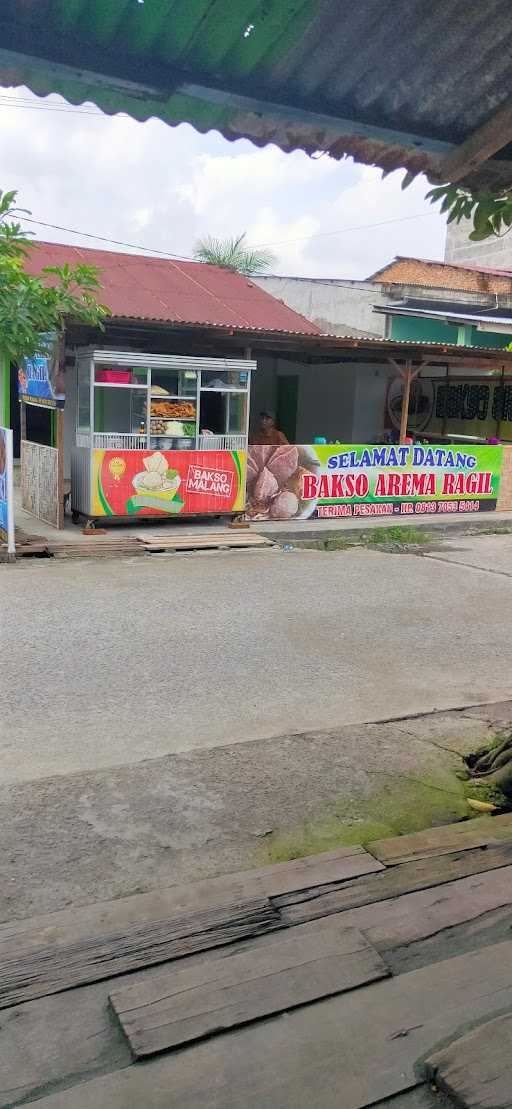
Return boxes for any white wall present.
[254,276,387,338]
[250,356,388,443]
[352,364,389,442]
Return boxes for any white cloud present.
[0,85,447,278]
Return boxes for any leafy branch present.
[0,189,110,363]
[424,182,512,241]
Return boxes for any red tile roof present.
[24,241,322,337]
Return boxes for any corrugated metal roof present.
[320,335,512,357]
[24,241,322,336]
[2,1,512,188]
[376,303,512,327]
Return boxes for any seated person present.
[250,411,288,446]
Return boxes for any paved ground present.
[0,706,496,922]
[2,534,512,921]
[3,541,512,783]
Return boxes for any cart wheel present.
[72,511,81,525]
[85,519,97,531]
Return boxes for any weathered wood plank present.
[276,843,512,926]
[141,532,272,552]
[29,941,512,1109]
[425,1012,512,1108]
[0,845,380,958]
[322,864,512,954]
[110,921,389,1058]
[368,813,512,865]
[4,865,512,1106]
[0,897,280,1010]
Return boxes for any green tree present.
[0,189,109,363]
[418,179,512,242]
[194,232,275,276]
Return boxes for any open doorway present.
[277,375,298,443]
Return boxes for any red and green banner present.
[92,449,246,517]
[246,443,503,521]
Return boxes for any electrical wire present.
[19,208,438,264]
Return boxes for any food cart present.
[71,350,254,525]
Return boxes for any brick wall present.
[372,258,512,295]
[497,446,512,510]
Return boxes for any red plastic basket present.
[96,369,132,384]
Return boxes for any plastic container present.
[96,369,132,384]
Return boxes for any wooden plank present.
[30,941,512,1109]
[0,897,280,1009]
[110,921,389,1058]
[142,533,272,552]
[441,97,512,183]
[368,813,512,865]
[276,843,512,926]
[425,1012,512,1108]
[321,865,512,953]
[239,844,383,896]
[5,879,511,1106]
[0,845,382,957]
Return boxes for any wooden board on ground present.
[368,813,512,865]
[140,532,273,553]
[0,897,280,1010]
[425,1012,512,1108]
[0,844,382,956]
[8,528,48,557]
[48,537,143,558]
[110,921,389,1058]
[315,865,512,955]
[30,941,512,1109]
[6,870,512,1106]
[240,844,384,895]
[277,843,512,926]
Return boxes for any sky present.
[0,85,447,279]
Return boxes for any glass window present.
[151,368,197,397]
[228,393,247,434]
[201,370,249,390]
[94,387,147,434]
[77,360,90,431]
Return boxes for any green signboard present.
[246,444,502,521]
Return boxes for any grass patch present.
[462,778,508,808]
[365,525,429,547]
[480,525,512,535]
[261,773,469,865]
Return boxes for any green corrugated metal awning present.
[2,1,512,188]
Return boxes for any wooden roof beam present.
[440,98,512,183]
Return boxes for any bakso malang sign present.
[246,444,502,521]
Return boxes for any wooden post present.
[56,405,64,530]
[20,397,26,443]
[399,360,412,443]
[388,357,430,443]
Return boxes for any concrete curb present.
[259,513,512,545]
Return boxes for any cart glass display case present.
[71,351,254,523]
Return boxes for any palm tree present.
[193,232,275,276]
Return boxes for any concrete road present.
[425,533,512,576]
[2,541,512,784]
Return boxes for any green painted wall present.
[472,330,511,349]
[390,314,512,349]
[390,316,459,344]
